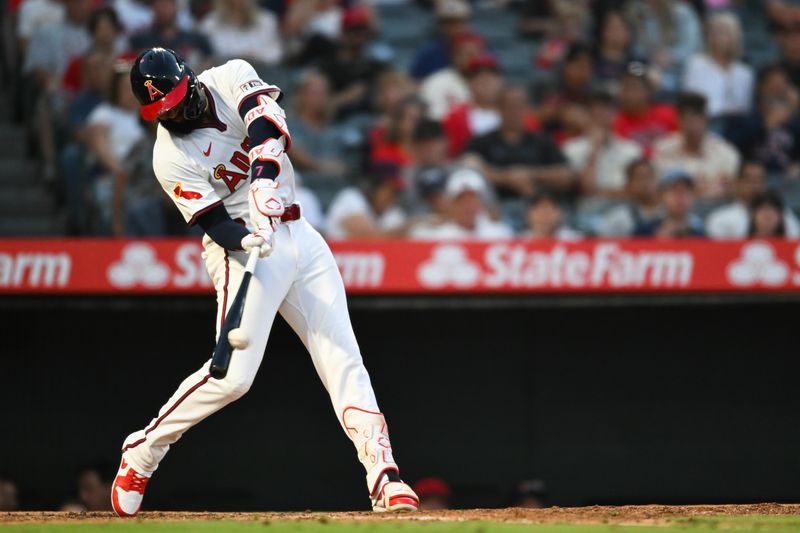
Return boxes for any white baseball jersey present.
[120,59,409,510]
[152,59,296,227]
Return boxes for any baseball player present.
[110,47,419,516]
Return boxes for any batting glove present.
[241,230,273,258]
[249,179,284,229]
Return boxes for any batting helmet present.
[130,47,206,122]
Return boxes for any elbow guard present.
[243,94,291,150]
[241,93,291,182]
[249,138,285,180]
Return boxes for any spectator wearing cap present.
[412,478,451,511]
[408,119,450,183]
[681,12,753,120]
[420,32,484,120]
[626,0,701,93]
[317,6,389,121]
[442,53,507,157]
[199,0,282,66]
[410,168,512,240]
[410,0,471,80]
[464,85,572,199]
[411,167,449,226]
[522,191,582,240]
[597,158,663,237]
[326,162,408,240]
[613,64,678,155]
[652,92,739,200]
[564,90,642,199]
[706,161,800,238]
[748,191,790,238]
[128,0,213,67]
[406,120,451,219]
[288,70,346,180]
[634,169,705,238]
[726,64,800,178]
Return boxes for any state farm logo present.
[418,245,481,288]
[106,242,213,290]
[335,252,385,288]
[726,241,789,287]
[0,252,70,287]
[416,243,694,289]
[108,243,170,288]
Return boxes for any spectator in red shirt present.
[443,53,539,158]
[613,63,678,155]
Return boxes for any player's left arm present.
[227,59,290,184]
[229,60,293,235]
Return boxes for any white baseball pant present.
[120,217,399,496]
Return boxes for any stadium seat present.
[0,123,62,236]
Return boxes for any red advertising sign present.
[0,239,799,294]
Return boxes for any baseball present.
[227,328,249,349]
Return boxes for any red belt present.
[280,203,301,222]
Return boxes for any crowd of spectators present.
[6,0,800,240]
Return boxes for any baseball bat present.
[209,246,260,379]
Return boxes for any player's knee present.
[220,374,253,400]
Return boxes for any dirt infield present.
[3,503,800,525]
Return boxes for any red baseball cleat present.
[111,458,152,517]
[372,481,419,512]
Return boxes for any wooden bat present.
[209,246,260,379]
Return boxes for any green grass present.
[5,516,800,533]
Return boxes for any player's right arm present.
[152,140,269,255]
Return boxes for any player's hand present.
[248,179,285,230]
[241,230,273,258]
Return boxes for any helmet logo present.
[144,80,165,101]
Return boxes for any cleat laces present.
[119,469,150,494]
